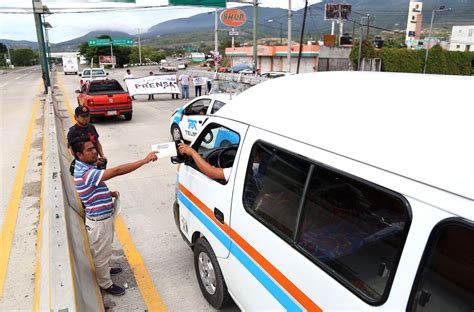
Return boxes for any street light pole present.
[253,0,259,74]
[423,6,451,74]
[136,28,142,65]
[268,19,283,45]
[287,0,292,73]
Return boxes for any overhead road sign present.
[112,38,134,46]
[220,8,247,27]
[169,0,226,8]
[88,39,111,47]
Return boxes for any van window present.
[190,123,240,183]
[408,221,474,312]
[243,142,310,239]
[296,165,410,302]
[211,100,226,114]
[242,141,411,304]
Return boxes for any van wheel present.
[171,124,183,141]
[194,238,230,309]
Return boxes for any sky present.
[0,0,322,43]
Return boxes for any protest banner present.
[192,77,206,86]
[125,74,180,96]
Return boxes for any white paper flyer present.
[151,142,177,158]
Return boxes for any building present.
[405,1,423,48]
[449,26,474,52]
[225,44,320,73]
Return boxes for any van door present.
[177,118,248,258]
[180,98,211,142]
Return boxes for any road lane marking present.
[57,75,165,311]
[56,74,104,311]
[15,76,21,80]
[0,84,41,297]
[0,83,8,88]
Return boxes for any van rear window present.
[243,141,411,304]
[408,221,474,311]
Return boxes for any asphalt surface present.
[56,66,239,311]
[0,66,44,310]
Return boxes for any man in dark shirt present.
[68,106,107,168]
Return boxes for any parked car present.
[79,68,108,85]
[259,71,293,79]
[228,64,253,73]
[169,94,232,142]
[171,72,474,311]
[76,79,133,121]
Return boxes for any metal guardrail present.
[37,71,104,311]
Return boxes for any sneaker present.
[110,267,122,275]
[102,284,126,296]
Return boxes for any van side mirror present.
[75,90,81,94]
[170,156,184,164]
[106,73,109,75]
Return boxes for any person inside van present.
[178,143,230,181]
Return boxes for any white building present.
[449,25,474,52]
[405,1,423,45]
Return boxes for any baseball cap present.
[75,106,90,116]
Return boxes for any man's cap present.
[75,106,90,116]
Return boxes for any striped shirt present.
[74,160,113,219]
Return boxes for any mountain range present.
[2,0,472,51]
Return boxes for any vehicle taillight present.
[87,99,94,106]
[128,96,132,104]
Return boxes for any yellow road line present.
[57,74,104,311]
[0,85,41,297]
[115,217,166,311]
[57,75,165,311]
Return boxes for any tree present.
[10,48,38,66]
[425,44,448,74]
[128,46,165,64]
[349,40,375,69]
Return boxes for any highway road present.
[0,66,44,309]
[56,66,239,311]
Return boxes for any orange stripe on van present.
[179,183,322,312]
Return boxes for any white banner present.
[192,77,206,86]
[125,75,180,96]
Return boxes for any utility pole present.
[110,42,114,69]
[296,0,308,74]
[215,8,219,55]
[357,16,364,71]
[287,0,292,73]
[366,14,370,43]
[137,28,142,65]
[32,0,50,93]
[253,0,258,74]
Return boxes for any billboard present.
[220,9,247,27]
[325,3,352,21]
[99,55,116,65]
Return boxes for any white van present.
[172,72,474,311]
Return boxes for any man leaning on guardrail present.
[71,136,158,296]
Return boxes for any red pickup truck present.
[76,79,133,121]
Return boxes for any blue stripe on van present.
[178,191,302,311]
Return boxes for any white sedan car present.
[170,94,232,142]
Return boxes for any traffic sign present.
[220,9,246,27]
[229,31,239,36]
[88,39,111,47]
[112,38,134,46]
[169,0,226,8]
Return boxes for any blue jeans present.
[182,85,189,99]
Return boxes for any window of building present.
[408,221,474,311]
[243,142,310,239]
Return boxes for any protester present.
[71,136,158,296]
[178,73,191,100]
[206,78,212,94]
[194,77,202,97]
[148,71,155,101]
[123,69,135,100]
[67,106,107,172]
[172,75,179,100]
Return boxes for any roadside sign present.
[220,9,246,27]
[229,31,239,36]
[99,55,116,65]
[88,39,111,47]
[169,0,226,8]
[112,38,134,46]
